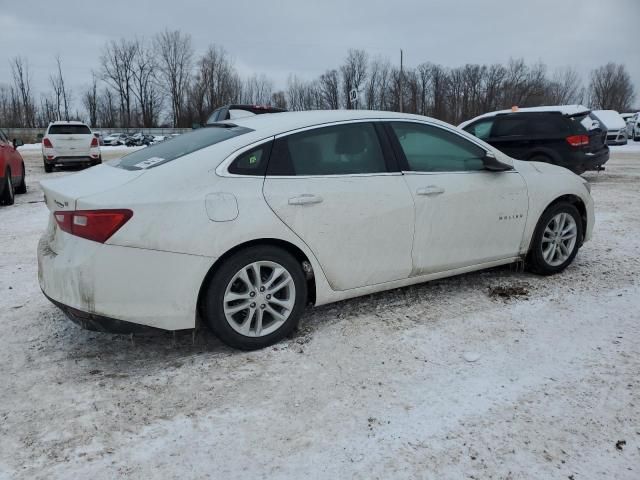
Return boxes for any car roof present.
[458,104,591,128]
[49,120,89,126]
[221,109,454,138]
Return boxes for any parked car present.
[206,104,287,125]
[125,133,154,147]
[103,133,128,146]
[0,130,26,205]
[42,121,101,173]
[591,110,628,145]
[93,132,105,146]
[625,113,640,141]
[39,110,594,349]
[459,105,609,174]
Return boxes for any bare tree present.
[319,69,340,109]
[10,57,36,127]
[49,55,71,121]
[588,63,635,112]
[242,74,273,105]
[154,29,193,127]
[286,75,321,111]
[544,67,582,105]
[340,49,368,109]
[101,39,138,127]
[271,91,287,109]
[132,41,162,127]
[82,74,99,127]
[97,88,118,128]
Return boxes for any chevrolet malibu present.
[38,110,594,349]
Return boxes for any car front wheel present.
[203,246,307,350]
[527,202,583,275]
[1,170,15,205]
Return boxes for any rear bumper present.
[38,227,214,331]
[562,148,610,174]
[45,156,98,165]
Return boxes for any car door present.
[386,121,528,275]
[485,114,530,159]
[263,121,415,291]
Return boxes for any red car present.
[0,130,26,205]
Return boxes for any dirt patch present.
[488,283,531,300]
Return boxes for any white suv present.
[42,121,101,173]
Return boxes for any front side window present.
[390,122,485,172]
[110,125,253,170]
[267,122,386,176]
[464,119,494,140]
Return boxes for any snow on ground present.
[0,148,639,479]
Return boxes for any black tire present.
[527,202,583,275]
[203,246,307,350]
[15,162,27,194]
[91,156,102,166]
[1,169,15,206]
[43,157,53,173]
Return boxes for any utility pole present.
[399,49,404,113]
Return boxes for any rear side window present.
[492,116,528,137]
[527,115,570,135]
[267,122,386,176]
[48,124,91,135]
[464,119,494,140]
[228,142,272,176]
[390,122,485,172]
[110,125,253,170]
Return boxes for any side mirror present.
[13,138,24,148]
[483,151,513,171]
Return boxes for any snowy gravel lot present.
[1,144,639,479]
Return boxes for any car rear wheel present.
[15,162,27,194]
[527,202,583,275]
[1,170,15,206]
[203,246,307,350]
[43,158,53,173]
[529,154,552,164]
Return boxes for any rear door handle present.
[416,185,445,196]
[288,194,323,205]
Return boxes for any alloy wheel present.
[223,261,296,337]
[541,212,578,267]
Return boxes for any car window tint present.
[228,142,272,176]
[268,123,386,176]
[527,115,569,135]
[391,122,485,172]
[492,116,528,137]
[48,124,92,135]
[464,119,494,140]
[110,125,253,170]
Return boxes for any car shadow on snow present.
[42,263,542,375]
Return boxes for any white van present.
[41,121,101,173]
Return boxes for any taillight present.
[566,134,589,147]
[54,210,133,243]
[90,137,99,147]
[43,138,53,148]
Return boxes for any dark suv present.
[460,106,609,174]
[206,105,286,125]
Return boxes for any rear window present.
[48,124,91,135]
[110,125,253,170]
[527,114,570,135]
[492,116,528,137]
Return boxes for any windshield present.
[48,124,91,135]
[109,125,253,170]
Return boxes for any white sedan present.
[38,111,594,349]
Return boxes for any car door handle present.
[416,185,445,196]
[288,194,324,205]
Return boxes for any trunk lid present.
[47,134,93,156]
[41,164,144,212]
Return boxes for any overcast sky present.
[1,0,638,108]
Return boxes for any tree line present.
[0,29,636,129]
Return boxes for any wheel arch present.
[537,194,587,245]
[196,238,317,319]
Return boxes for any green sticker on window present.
[249,155,257,164]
